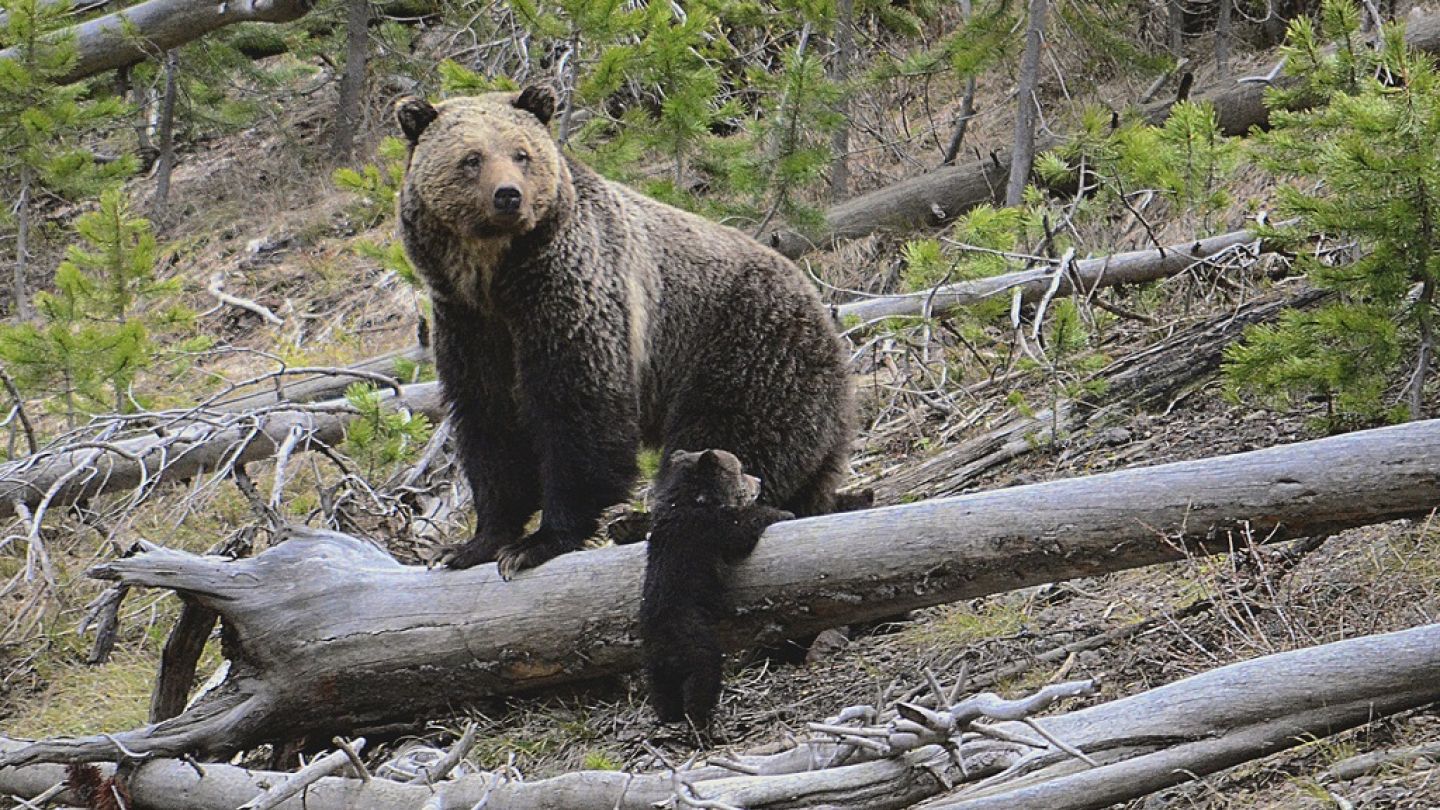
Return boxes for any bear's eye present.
[461,153,483,169]
[514,150,530,165]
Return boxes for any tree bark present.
[836,227,1268,322]
[2,417,1438,766]
[1006,0,1047,207]
[0,380,444,521]
[0,0,320,86]
[1216,0,1232,78]
[762,8,1440,258]
[1168,0,1185,57]
[149,50,178,220]
[12,165,35,321]
[330,0,370,162]
[916,623,1440,809]
[827,0,854,200]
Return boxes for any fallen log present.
[213,345,430,412]
[0,381,445,521]
[835,227,1267,322]
[764,8,1440,258]
[916,622,1440,809]
[0,0,319,86]
[4,623,1438,809]
[2,418,1437,766]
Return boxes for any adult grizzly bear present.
[395,86,855,578]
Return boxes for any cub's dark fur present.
[641,449,792,725]
[395,87,855,578]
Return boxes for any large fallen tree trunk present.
[0,381,444,521]
[763,9,1440,258]
[4,623,1438,809]
[1,418,1437,766]
[0,0,320,86]
[835,227,1267,322]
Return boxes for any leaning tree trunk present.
[761,9,1440,258]
[2,418,1438,767]
[212,344,430,412]
[0,0,320,85]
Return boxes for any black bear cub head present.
[652,449,760,513]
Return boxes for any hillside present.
[2,0,1439,807]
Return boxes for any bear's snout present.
[493,186,523,215]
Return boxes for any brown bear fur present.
[395,87,855,578]
[640,449,792,726]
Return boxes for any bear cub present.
[640,449,792,727]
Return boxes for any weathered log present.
[834,227,1268,322]
[4,623,1439,809]
[0,381,445,521]
[213,345,430,412]
[2,418,1438,767]
[0,0,319,86]
[764,9,1440,258]
[915,622,1440,809]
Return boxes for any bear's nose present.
[493,186,523,214]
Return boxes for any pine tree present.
[1224,1,1440,427]
[0,189,191,425]
[0,0,134,319]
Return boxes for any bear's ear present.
[396,97,438,144]
[698,450,724,470]
[513,84,557,125]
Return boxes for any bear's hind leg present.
[647,661,689,723]
[680,651,723,728]
[777,441,851,518]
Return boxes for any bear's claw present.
[435,534,509,570]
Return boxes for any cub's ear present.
[513,84,557,125]
[396,97,438,144]
[698,449,724,469]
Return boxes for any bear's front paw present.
[494,528,586,580]
[436,533,509,570]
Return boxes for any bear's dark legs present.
[647,661,688,723]
[775,441,851,518]
[445,403,541,568]
[647,647,723,726]
[495,453,636,576]
[432,304,542,570]
[499,347,641,577]
[680,650,724,725]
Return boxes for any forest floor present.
[3,9,1440,809]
